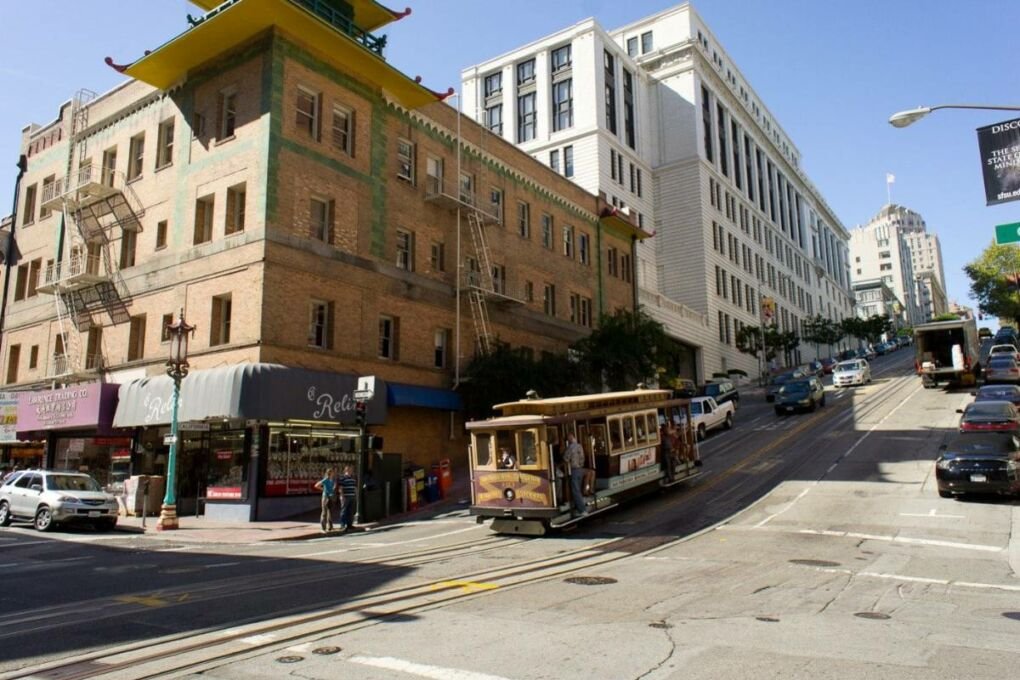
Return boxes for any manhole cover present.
[756,616,779,623]
[276,655,304,663]
[854,612,891,620]
[313,646,341,655]
[564,576,617,586]
[789,559,840,568]
[1003,612,1020,621]
[648,621,672,629]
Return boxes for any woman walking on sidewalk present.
[314,467,336,532]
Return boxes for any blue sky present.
[3,1,1019,326]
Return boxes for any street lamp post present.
[888,104,1020,128]
[157,308,195,532]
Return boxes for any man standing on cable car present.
[563,433,587,517]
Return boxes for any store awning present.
[386,383,461,411]
[112,363,387,428]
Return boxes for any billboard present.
[761,297,776,326]
[977,117,1020,206]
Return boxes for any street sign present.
[163,435,178,445]
[995,221,1020,245]
[353,389,374,401]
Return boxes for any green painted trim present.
[264,40,285,222]
[186,31,275,90]
[277,137,374,184]
[368,102,387,257]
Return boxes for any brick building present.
[0,0,643,520]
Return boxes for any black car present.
[766,370,806,402]
[698,380,740,408]
[973,384,1020,407]
[935,432,1020,498]
[774,377,826,415]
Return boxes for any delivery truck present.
[914,318,980,388]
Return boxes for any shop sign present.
[0,392,17,443]
[207,486,243,500]
[181,421,210,431]
[215,450,234,460]
[17,382,113,431]
[94,437,131,447]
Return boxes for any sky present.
[3,0,1019,327]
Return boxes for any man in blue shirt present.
[314,467,336,532]
[338,465,358,532]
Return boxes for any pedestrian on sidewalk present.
[338,464,357,531]
[314,467,336,532]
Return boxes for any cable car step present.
[549,502,619,529]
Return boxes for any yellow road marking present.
[431,580,499,594]
[115,594,170,608]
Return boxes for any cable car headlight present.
[503,488,516,501]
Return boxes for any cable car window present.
[607,418,623,452]
[518,430,538,465]
[622,416,635,448]
[473,433,493,467]
[546,426,560,452]
[634,413,648,444]
[646,414,660,444]
[591,424,608,456]
[495,430,517,469]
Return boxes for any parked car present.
[973,384,1020,407]
[832,359,871,387]
[896,335,912,347]
[804,360,824,378]
[988,344,1020,361]
[698,380,740,408]
[672,378,697,398]
[935,432,1020,498]
[766,369,807,402]
[837,349,857,361]
[774,377,826,415]
[956,401,1020,434]
[874,342,891,356]
[0,470,119,532]
[689,396,735,440]
[820,357,837,374]
[984,356,1020,385]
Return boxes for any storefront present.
[13,382,124,489]
[112,363,391,521]
[0,391,44,475]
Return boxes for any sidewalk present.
[113,476,474,544]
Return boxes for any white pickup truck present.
[690,396,735,441]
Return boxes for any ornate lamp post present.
[157,308,195,531]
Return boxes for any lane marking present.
[900,509,965,519]
[292,525,481,558]
[0,562,20,568]
[349,655,515,680]
[205,562,240,569]
[797,528,1002,553]
[804,565,1020,593]
[114,595,169,608]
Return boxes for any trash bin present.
[436,459,452,498]
[425,474,440,503]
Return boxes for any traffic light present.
[355,400,367,428]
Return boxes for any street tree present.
[964,241,1020,325]
[570,308,672,392]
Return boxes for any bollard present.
[141,478,149,529]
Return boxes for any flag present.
[886,173,896,184]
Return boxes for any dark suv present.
[698,380,740,408]
[774,377,826,415]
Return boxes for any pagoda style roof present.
[188,0,410,32]
[110,0,446,109]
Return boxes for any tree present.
[459,344,581,420]
[964,241,1020,325]
[570,308,671,392]
[933,312,961,321]
[862,314,893,343]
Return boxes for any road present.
[1,348,1018,679]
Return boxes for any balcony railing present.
[37,253,106,295]
[464,271,526,305]
[48,353,104,378]
[291,0,386,57]
[424,176,501,224]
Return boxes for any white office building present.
[461,2,854,379]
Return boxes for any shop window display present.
[265,425,358,496]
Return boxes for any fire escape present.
[425,169,524,355]
[37,89,143,379]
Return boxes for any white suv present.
[0,470,119,532]
[833,359,872,387]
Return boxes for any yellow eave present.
[126,0,439,109]
[189,0,407,32]
[600,212,651,241]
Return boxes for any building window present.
[701,86,713,163]
[210,295,232,346]
[310,197,334,243]
[459,172,474,204]
[194,194,214,244]
[101,147,117,187]
[490,188,503,222]
[550,149,560,174]
[604,50,617,134]
[484,72,502,98]
[517,92,536,142]
[161,313,174,342]
[516,201,530,239]
[623,70,636,149]
[562,225,574,259]
[434,329,450,369]
[621,254,632,283]
[29,345,39,370]
[296,86,320,140]
[308,300,333,349]
[13,264,27,301]
[430,241,445,272]
[543,283,556,316]
[626,36,638,57]
[579,232,590,265]
[331,105,354,155]
[524,280,534,302]
[379,315,399,359]
[397,138,415,184]
[607,246,619,277]
[21,184,36,225]
[541,213,553,249]
[552,79,573,131]
[119,230,137,269]
[396,229,415,271]
[717,104,728,177]
[6,345,19,384]
[157,118,175,168]
[156,220,168,249]
[485,105,503,135]
[564,146,574,178]
[516,59,535,85]
[426,155,443,195]
[127,315,146,361]
[492,264,506,295]
[192,112,205,138]
[219,89,237,138]
[879,251,891,259]
[226,183,246,235]
[641,31,653,53]
[40,176,55,219]
[127,133,145,181]
[26,259,41,298]
[551,44,572,72]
